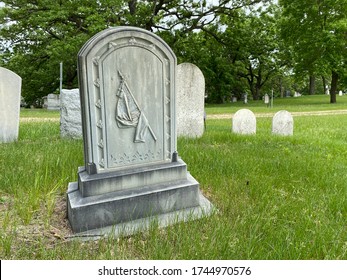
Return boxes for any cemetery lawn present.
[1,97,347,259]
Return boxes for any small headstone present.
[67,26,213,235]
[0,67,22,143]
[60,89,82,138]
[339,90,343,96]
[243,93,248,104]
[177,63,205,138]
[232,96,237,103]
[232,109,256,135]
[47,93,60,110]
[264,94,270,104]
[325,86,330,95]
[293,91,301,97]
[42,96,48,108]
[272,110,293,136]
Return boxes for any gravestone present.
[47,93,60,110]
[67,26,213,236]
[264,94,270,105]
[232,109,256,135]
[177,63,205,138]
[0,67,22,143]
[272,110,293,136]
[42,96,48,108]
[60,89,82,139]
[325,86,330,95]
[243,93,248,104]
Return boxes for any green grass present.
[206,94,347,115]
[20,108,60,119]
[1,102,347,259]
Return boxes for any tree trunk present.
[309,75,315,95]
[322,76,326,95]
[330,70,338,103]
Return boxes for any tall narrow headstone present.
[67,27,213,236]
[232,109,256,135]
[0,67,22,143]
[60,89,82,139]
[177,63,205,138]
[272,110,293,136]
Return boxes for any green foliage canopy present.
[0,0,266,104]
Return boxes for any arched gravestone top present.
[232,109,256,135]
[78,27,177,174]
[272,110,293,136]
[0,67,22,143]
[177,63,205,138]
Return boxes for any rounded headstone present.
[232,109,256,135]
[177,63,205,138]
[272,110,293,136]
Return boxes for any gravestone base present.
[67,160,213,236]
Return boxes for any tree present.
[219,4,283,100]
[280,0,347,103]
[0,0,266,105]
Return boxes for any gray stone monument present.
[272,110,293,136]
[177,63,205,138]
[0,67,22,143]
[67,27,213,236]
[60,88,82,139]
[232,109,256,135]
[47,93,60,110]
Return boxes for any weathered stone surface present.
[232,109,256,135]
[67,26,213,235]
[272,110,293,136]
[47,93,60,110]
[177,63,205,138]
[60,89,82,139]
[0,67,22,143]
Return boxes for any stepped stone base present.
[67,159,213,236]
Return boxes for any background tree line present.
[0,0,346,105]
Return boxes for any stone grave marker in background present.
[272,110,293,136]
[177,63,205,138]
[232,109,256,135]
[0,67,22,143]
[67,26,213,236]
[60,89,82,139]
[46,93,60,110]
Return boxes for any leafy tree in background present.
[0,0,266,105]
[279,0,347,103]
[222,5,283,100]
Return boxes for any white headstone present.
[339,90,343,96]
[264,94,270,104]
[272,110,293,136]
[60,89,82,138]
[325,86,330,95]
[47,93,60,110]
[176,63,205,138]
[232,109,256,135]
[243,93,248,104]
[0,67,22,143]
